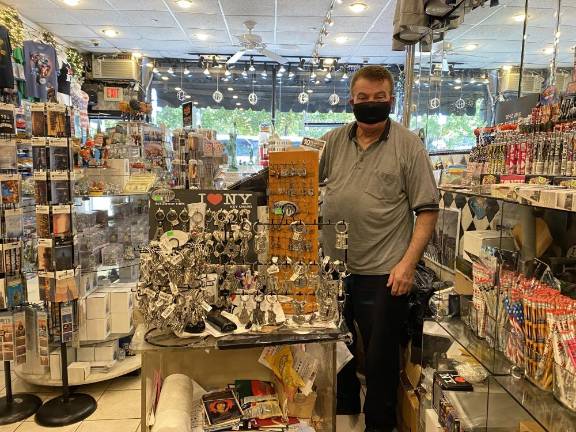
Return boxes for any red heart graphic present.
[207,193,223,206]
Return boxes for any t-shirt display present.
[0,26,14,90]
[23,41,58,101]
[57,62,72,95]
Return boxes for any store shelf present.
[80,329,135,346]
[439,186,574,214]
[15,354,141,387]
[433,318,512,376]
[494,375,576,432]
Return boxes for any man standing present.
[320,66,439,432]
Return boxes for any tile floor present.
[0,368,365,431]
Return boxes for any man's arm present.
[387,210,438,296]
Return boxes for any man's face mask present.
[352,101,392,125]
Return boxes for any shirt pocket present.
[364,170,402,203]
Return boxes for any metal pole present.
[517,0,529,98]
[271,66,277,128]
[4,361,12,404]
[549,0,562,87]
[402,44,416,128]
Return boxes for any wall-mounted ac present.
[499,71,544,94]
[91,55,139,80]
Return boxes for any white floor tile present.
[76,419,140,432]
[74,382,110,402]
[105,375,140,392]
[0,422,22,432]
[87,389,140,421]
[337,414,365,432]
[15,422,79,432]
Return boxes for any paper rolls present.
[152,374,194,432]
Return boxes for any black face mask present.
[352,101,391,125]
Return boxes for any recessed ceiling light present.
[193,101,198,105]
[102,29,119,37]
[349,2,368,13]
[236,102,241,106]
[464,44,478,51]
[227,87,234,91]
[544,47,554,54]
[176,0,193,9]
[307,89,313,93]
[185,95,191,99]
[233,95,238,99]
[335,36,348,44]
[175,87,181,91]
[132,52,142,59]
[513,13,526,22]
[196,33,209,41]
[454,85,461,90]
[62,0,80,6]
[161,76,169,80]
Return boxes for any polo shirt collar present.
[348,119,392,143]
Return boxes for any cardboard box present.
[94,340,118,362]
[86,316,111,341]
[397,374,419,432]
[454,271,473,296]
[110,289,132,314]
[49,347,76,380]
[519,421,546,432]
[462,230,515,262]
[77,346,95,362]
[86,292,109,319]
[111,311,133,334]
[67,362,91,383]
[274,378,317,419]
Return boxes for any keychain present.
[335,221,349,250]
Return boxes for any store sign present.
[103,86,123,102]
[182,101,193,127]
[494,94,539,124]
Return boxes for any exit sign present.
[104,86,123,101]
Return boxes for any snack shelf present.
[14,354,141,387]
[494,375,576,432]
[433,318,512,376]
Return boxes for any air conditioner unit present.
[499,71,544,94]
[91,56,138,80]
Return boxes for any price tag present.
[144,288,157,298]
[158,292,172,303]
[161,304,176,319]
[169,282,180,296]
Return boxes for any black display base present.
[35,393,97,427]
[0,393,42,425]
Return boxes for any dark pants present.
[337,274,409,430]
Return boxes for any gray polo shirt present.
[320,120,439,275]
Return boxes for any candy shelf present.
[14,355,141,387]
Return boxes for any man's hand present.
[387,260,415,296]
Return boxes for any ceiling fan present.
[226,20,289,65]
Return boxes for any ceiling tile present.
[136,27,188,40]
[69,10,130,26]
[106,0,167,11]
[40,23,97,38]
[127,11,177,27]
[1,0,54,9]
[177,13,224,29]
[277,0,331,17]
[18,8,80,25]
[221,0,275,16]
[70,37,116,49]
[226,16,276,32]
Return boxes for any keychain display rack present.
[0,103,42,424]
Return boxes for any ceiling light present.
[470,78,476,83]
[249,64,255,72]
[279,65,286,73]
[102,29,119,37]
[261,70,268,78]
[455,78,462,84]
[184,66,190,74]
[336,0,343,3]
[349,1,368,13]
[62,0,80,6]
[196,33,209,41]
[242,69,248,77]
[161,76,169,81]
[203,66,210,76]
[236,102,241,106]
[315,80,320,84]
[502,65,513,71]
[167,66,174,74]
[152,67,159,73]
[326,71,332,79]
[335,36,348,44]
[175,87,181,91]
[233,95,238,99]
[227,87,234,91]
[193,101,198,105]
[224,68,231,76]
[307,89,313,93]
[289,71,295,78]
[454,85,461,90]
[132,52,142,59]
[176,0,193,9]
[185,95,191,99]
[146,62,154,68]
[342,72,349,80]
[513,13,526,22]
[544,47,554,54]
[464,44,478,51]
